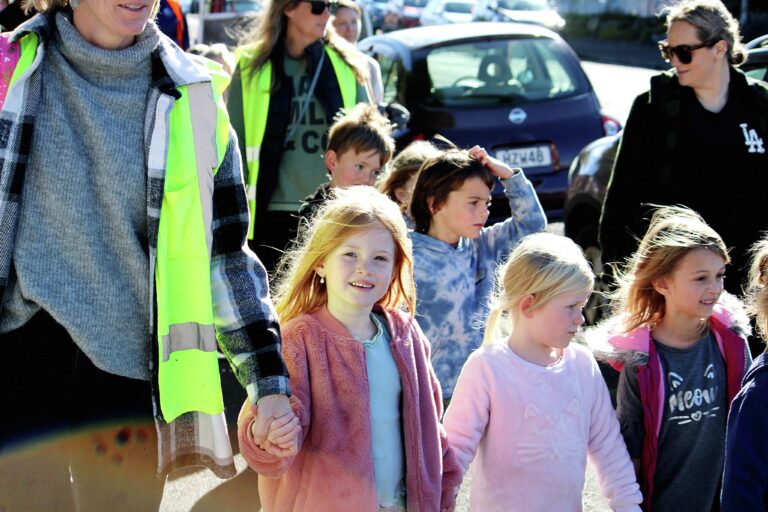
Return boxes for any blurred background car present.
[359,22,620,223]
[401,0,429,27]
[473,0,565,32]
[420,0,475,26]
[563,36,768,323]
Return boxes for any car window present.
[445,1,473,13]
[424,37,581,106]
[376,52,402,104]
[498,0,548,10]
[745,63,768,83]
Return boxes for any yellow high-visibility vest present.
[11,33,231,423]
[236,45,357,239]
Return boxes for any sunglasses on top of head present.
[300,0,339,15]
[657,38,720,64]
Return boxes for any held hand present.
[268,413,302,457]
[267,413,300,447]
[468,145,519,180]
[251,394,293,445]
[252,413,301,458]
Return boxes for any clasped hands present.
[250,394,301,457]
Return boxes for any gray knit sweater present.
[0,12,160,381]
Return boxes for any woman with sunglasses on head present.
[599,0,768,308]
[228,0,370,274]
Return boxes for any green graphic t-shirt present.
[268,53,368,212]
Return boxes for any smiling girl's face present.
[316,223,395,319]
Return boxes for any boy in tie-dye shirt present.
[409,147,546,398]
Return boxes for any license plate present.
[495,145,552,169]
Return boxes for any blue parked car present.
[359,22,619,221]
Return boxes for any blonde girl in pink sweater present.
[444,233,642,511]
[238,186,461,512]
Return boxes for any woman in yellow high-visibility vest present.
[227,0,370,272]
[0,0,293,508]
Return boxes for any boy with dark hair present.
[298,103,395,222]
[410,147,547,400]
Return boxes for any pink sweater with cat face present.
[444,342,642,512]
[238,306,462,512]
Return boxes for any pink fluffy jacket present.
[238,306,462,511]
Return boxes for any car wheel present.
[575,225,611,325]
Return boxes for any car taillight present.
[411,133,425,141]
[601,115,621,136]
[550,142,560,171]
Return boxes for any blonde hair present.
[237,0,366,83]
[612,205,729,333]
[665,0,747,66]
[273,186,415,324]
[746,236,768,346]
[483,233,594,345]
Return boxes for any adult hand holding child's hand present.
[250,395,301,458]
[250,395,290,438]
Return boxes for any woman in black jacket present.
[598,0,768,301]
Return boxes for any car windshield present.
[445,1,473,13]
[425,37,580,106]
[404,0,428,6]
[498,0,548,10]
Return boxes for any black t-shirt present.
[669,86,766,292]
[600,70,768,297]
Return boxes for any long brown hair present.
[237,0,366,83]
[611,205,729,333]
[273,186,416,324]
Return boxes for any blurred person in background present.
[228,0,370,273]
[332,0,383,103]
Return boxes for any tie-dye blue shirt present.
[412,172,546,398]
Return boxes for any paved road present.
[581,61,658,125]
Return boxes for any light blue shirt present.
[360,314,406,508]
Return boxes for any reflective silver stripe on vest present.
[187,82,217,256]
[245,145,260,163]
[163,322,217,362]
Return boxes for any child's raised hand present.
[468,145,519,180]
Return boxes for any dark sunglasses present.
[301,0,339,15]
[657,38,720,64]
